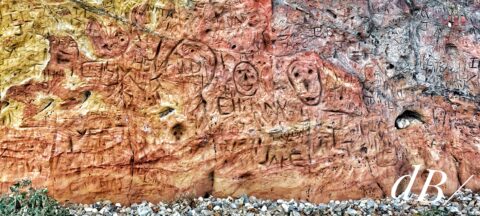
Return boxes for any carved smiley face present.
[233,62,258,96]
[287,60,322,106]
[86,20,130,58]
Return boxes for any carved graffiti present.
[287,60,322,106]
[233,62,259,96]
[86,19,130,58]
[162,40,216,92]
[48,36,79,70]
[0,0,478,205]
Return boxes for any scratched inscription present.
[0,0,479,204]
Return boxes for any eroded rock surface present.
[0,0,479,204]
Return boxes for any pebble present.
[292,210,301,216]
[346,208,358,215]
[65,189,480,216]
[261,205,267,212]
[281,203,289,212]
[142,206,154,215]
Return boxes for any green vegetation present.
[0,179,70,216]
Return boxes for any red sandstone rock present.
[0,0,479,205]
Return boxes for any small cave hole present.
[360,146,368,154]
[239,172,252,179]
[82,91,91,103]
[171,123,185,140]
[208,171,214,181]
[231,44,237,49]
[395,110,424,129]
[387,63,395,70]
[1,101,9,110]
[159,107,175,118]
[77,129,87,135]
[203,192,211,198]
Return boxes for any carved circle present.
[165,40,216,91]
[287,60,322,106]
[233,61,259,96]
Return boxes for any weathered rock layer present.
[0,0,479,204]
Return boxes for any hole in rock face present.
[1,101,9,110]
[231,44,237,49]
[77,129,87,135]
[171,123,185,140]
[387,63,395,69]
[239,172,252,179]
[82,91,91,102]
[360,146,367,154]
[395,110,423,129]
[159,107,174,118]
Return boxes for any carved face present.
[233,62,258,96]
[287,61,322,106]
[49,36,79,65]
[166,40,216,91]
[86,20,130,58]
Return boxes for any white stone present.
[261,205,268,212]
[281,203,289,212]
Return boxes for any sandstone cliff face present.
[0,0,479,204]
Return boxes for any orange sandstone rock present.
[0,0,479,205]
